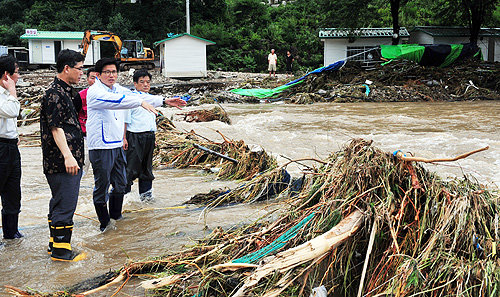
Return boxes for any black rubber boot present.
[50,224,85,262]
[48,218,53,254]
[94,203,110,231]
[2,214,23,239]
[109,193,124,220]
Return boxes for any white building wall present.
[323,37,394,66]
[162,36,209,78]
[61,39,99,65]
[493,38,500,62]
[27,39,99,65]
[409,31,435,44]
[323,39,347,66]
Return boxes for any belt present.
[0,137,18,144]
[127,131,155,135]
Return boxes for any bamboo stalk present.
[140,273,186,289]
[357,217,378,297]
[81,270,126,295]
[232,210,364,297]
[395,146,489,163]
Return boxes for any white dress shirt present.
[0,85,20,139]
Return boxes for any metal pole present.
[186,0,190,34]
[192,143,238,164]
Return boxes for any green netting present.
[230,81,303,98]
[381,44,425,62]
[441,44,464,67]
[232,212,316,264]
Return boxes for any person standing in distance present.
[268,49,278,78]
[0,54,23,240]
[285,50,294,76]
[40,49,86,261]
[87,58,185,231]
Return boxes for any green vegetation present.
[0,0,498,72]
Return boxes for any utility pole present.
[186,0,190,34]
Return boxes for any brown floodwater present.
[0,101,498,296]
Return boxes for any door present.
[54,41,62,59]
[41,40,55,64]
[32,40,43,63]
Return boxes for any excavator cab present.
[122,40,145,59]
[81,30,155,70]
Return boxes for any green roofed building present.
[20,30,101,66]
[154,33,215,78]
[409,26,500,62]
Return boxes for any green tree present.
[461,0,499,44]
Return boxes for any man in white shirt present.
[87,58,186,231]
[123,70,158,202]
[268,49,278,77]
[0,54,23,239]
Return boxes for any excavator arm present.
[80,30,123,60]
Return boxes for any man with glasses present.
[87,58,185,232]
[40,49,85,261]
[123,70,158,202]
[0,54,23,241]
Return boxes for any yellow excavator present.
[80,30,155,70]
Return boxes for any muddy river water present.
[0,101,498,295]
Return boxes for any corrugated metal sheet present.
[412,26,500,38]
[20,31,84,40]
[319,28,410,39]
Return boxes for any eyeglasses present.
[72,66,84,71]
[102,70,118,75]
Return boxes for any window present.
[346,46,380,62]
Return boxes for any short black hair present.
[86,67,96,77]
[0,54,18,77]
[95,58,119,74]
[133,69,152,83]
[56,49,84,73]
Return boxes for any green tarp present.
[231,60,346,98]
[381,43,480,67]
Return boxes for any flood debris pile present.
[188,166,293,207]
[281,60,500,103]
[180,106,231,124]
[15,139,498,297]
[153,126,277,181]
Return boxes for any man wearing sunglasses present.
[40,49,86,262]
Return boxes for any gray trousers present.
[89,147,127,205]
[46,169,82,226]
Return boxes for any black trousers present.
[46,169,82,226]
[125,131,155,193]
[0,139,21,216]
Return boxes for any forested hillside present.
[1,0,498,72]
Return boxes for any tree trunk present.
[390,0,401,45]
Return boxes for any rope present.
[232,212,316,264]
